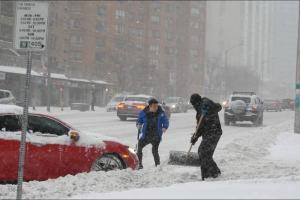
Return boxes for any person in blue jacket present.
[136,98,169,169]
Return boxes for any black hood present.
[190,93,202,106]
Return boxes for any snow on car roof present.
[0,104,23,115]
[126,94,153,98]
[0,131,107,148]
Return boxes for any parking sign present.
[14,1,48,51]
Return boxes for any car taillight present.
[134,103,146,110]
[117,103,125,109]
[252,105,257,111]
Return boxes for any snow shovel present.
[168,115,204,166]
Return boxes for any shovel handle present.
[188,115,204,154]
[187,144,193,154]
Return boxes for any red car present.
[0,105,138,183]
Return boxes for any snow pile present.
[0,104,23,115]
[72,176,300,199]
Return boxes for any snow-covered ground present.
[1,107,299,199]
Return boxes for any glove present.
[190,134,198,145]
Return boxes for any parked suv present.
[0,89,16,105]
[223,92,264,126]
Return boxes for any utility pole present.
[295,2,300,133]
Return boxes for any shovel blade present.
[168,150,200,166]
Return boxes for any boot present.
[138,163,143,170]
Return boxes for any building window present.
[115,9,125,19]
[190,49,198,57]
[96,39,105,48]
[151,30,160,39]
[150,58,159,67]
[70,19,81,29]
[190,21,199,29]
[166,31,173,41]
[97,5,106,16]
[191,63,200,71]
[96,22,105,32]
[70,35,82,46]
[191,8,200,16]
[150,45,159,55]
[70,51,82,62]
[115,24,125,34]
[150,15,160,23]
[95,52,105,63]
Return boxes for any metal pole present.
[16,51,32,200]
[46,53,51,112]
[295,2,300,134]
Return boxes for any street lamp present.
[223,42,244,98]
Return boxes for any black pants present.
[137,138,160,166]
[198,134,221,180]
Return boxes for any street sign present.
[14,2,49,199]
[14,1,48,51]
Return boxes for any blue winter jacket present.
[136,106,169,141]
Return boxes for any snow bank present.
[0,104,23,115]
[72,177,300,199]
[268,132,300,163]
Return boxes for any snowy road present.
[1,108,300,199]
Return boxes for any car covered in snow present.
[0,89,16,105]
[0,104,139,183]
[223,92,264,126]
[116,94,171,121]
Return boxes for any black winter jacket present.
[193,97,222,138]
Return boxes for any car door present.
[0,114,22,182]
[26,114,71,181]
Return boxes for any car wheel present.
[119,116,127,121]
[91,154,124,172]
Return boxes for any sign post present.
[14,2,48,199]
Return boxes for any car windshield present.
[231,96,251,104]
[165,97,179,103]
[125,97,149,102]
